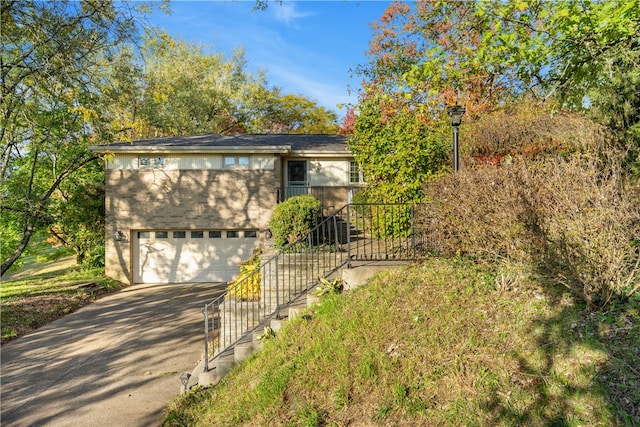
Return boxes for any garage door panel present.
[134,231,256,284]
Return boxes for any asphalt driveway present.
[1,282,224,427]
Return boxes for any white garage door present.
[133,230,258,283]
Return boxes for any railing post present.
[333,213,339,264]
[411,204,416,259]
[275,254,280,318]
[346,203,352,267]
[202,306,209,372]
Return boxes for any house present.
[90,134,362,285]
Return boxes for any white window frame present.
[349,160,362,184]
[223,155,250,168]
[139,156,166,169]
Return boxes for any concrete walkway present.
[1,282,224,427]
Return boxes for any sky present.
[146,1,392,119]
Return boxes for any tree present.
[251,91,339,134]
[350,98,448,203]
[49,161,106,266]
[133,33,272,137]
[351,0,640,201]
[339,108,357,136]
[0,0,155,275]
[359,0,639,116]
[105,32,340,139]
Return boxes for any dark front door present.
[287,160,308,198]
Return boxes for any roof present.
[90,134,351,157]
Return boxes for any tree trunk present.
[1,220,36,276]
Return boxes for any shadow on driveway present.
[1,282,225,427]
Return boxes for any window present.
[155,231,168,239]
[349,161,361,184]
[224,156,250,167]
[138,231,150,239]
[139,156,166,169]
[191,231,204,238]
[173,231,186,238]
[227,231,239,238]
[209,230,222,238]
[244,230,257,238]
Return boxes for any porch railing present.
[277,185,364,205]
[201,203,421,372]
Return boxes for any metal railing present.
[201,203,420,371]
[276,185,364,205]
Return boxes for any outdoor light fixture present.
[113,230,126,241]
[179,372,191,394]
[447,105,466,172]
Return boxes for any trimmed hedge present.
[269,195,322,248]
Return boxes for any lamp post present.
[447,105,466,172]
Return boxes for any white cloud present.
[271,2,312,25]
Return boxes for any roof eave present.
[290,149,353,157]
[89,145,292,154]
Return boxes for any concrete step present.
[270,317,285,332]
[233,341,253,364]
[213,352,236,382]
[287,302,309,320]
[197,350,235,387]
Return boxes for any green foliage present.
[107,32,340,139]
[586,45,640,172]
[257,326,276,343]
[312,277,344,297]
[360,0,640,113]
[268,195,322,248]
[354,0,640,197]
[130,33,269,136]
[226,255,262,301]
[50,161,106,267]
[350,203,414,239]
[350,101,449,203]
[0,0,156,275]
[250,91,340,134]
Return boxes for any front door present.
[287,160,307,198]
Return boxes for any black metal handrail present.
[201,203,419,372]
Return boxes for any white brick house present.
[90,134,362,285]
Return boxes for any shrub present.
[269,195,322,248]
[226,254,261,301]
[350,191,414,239]
[419,104,640,308]
[312,277,344,297]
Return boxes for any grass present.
[1,255,126,343]
[163,257,639,426]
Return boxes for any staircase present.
[191,203,419,388]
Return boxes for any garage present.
[133,230,258,283]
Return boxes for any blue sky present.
[147,1,392,119]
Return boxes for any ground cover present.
[0,256,125,343]
[163,258,639,426]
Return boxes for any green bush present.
[350,191,414,239]
[269,195,322,248]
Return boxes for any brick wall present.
[105,163,280,284]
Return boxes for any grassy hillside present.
[163,258,639,426]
